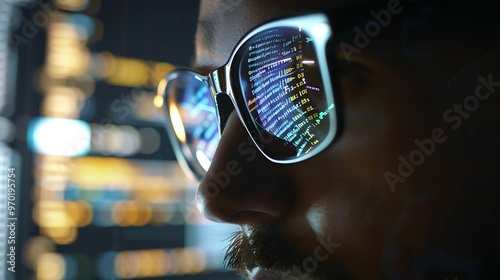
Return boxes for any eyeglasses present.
[158,13,341,180]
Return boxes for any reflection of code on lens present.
[172,73,219,166]
[240,28,333,156]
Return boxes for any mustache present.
[224,225,306,278]
[223,226,349,280]
[224,226,298,268]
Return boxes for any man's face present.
[194,0,446,279]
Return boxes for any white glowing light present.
[28,117,91,156]
[195,150,211,171]
[312,22,330,38]
[169,103,186,143]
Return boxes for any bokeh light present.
[36,253,66,280]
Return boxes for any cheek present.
[287,84,421,230]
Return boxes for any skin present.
[192,0,500,279]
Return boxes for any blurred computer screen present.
[1,1,241,279]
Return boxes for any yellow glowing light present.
[134,200,152,226]
[167,248,208,275]
[24,237,56,270]
[114,249,171,278]
[46,23,91,78]
[143,250,171,277]
[122,201,139,226]
[112,201,132,226]
[135,178,177,201]
[68,157,136,188]
[34,201,79,245]
[65,200,93,227]
[111,249,207,277]
[149,63,175,85]
[154,78,166,108]
[138,250,155,277]
[149,250,170,276]
[41,226,78,245]
[95,53,174,87]
[33,201,74,228]
[42,86,86,118]
[154,95,164,109]
[115,251,140,278]
[105,56,149,87]
[55,0,90,11]
[112,200,152,226]
[43,93,78,117]
[36,253,66,280]
[169,103,186,143]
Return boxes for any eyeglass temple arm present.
[207,66,227,95]
[207,66,232,134]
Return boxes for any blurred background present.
[1,0,241,279]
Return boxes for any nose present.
[196,111,295,225]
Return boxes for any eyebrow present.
[194,20,217,66]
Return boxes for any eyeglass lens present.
[166,72,220,171]
[237,27,333,159]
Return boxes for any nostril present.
[196,179,294,225]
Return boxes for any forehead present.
[195,0,273,68]
[194,0,377,68]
